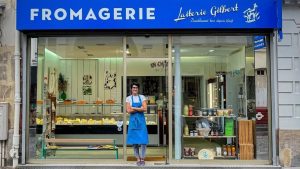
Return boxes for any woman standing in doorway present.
[126,82,148,166]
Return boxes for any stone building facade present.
[0,0,300,167]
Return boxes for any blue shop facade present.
[17,0,282,165]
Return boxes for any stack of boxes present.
[225,118,234,136]
[238,120,255,160]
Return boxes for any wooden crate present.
[239,144,254,160]
[238,120,254,144]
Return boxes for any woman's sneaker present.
[140,159,145,166]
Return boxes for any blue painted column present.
[174,45,182,160]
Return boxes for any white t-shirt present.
[126,95,146,107]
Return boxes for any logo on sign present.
[243,3,260,23]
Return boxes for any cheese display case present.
[36,102,160,145]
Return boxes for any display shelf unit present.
[181,111,238,160]
[36,103,160,145]
[56,103,123,115]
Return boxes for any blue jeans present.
[133,144,147,159]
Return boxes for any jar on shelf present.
[228,105,233,116]
[202,108,208,116]
[190,147,195,156]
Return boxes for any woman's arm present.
[126,102,135,114]
[132,100,147,112]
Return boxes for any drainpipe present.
[10,30,21,168]
[174,45,181,159]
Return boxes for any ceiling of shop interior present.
[38,36,249,59]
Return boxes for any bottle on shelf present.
[227,144,232,156]
[188,105,193,116]
[184,124,189,136]
[183,105,189,116]
[222,145,227,156]
[231,145,236,157]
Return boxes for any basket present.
[197,128,211,136]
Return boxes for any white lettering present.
[114,8,122,20]
[70,8,82,20]
[147,8,155,20]
[54,8,67,21]
[85,9,97,20]
[98,8,110,20]
[30,7,156,21]
[30,9,39,20]
[210,4,238,17]
[139,8,143,20]
[126,8,135,20]
[42,9,52,20]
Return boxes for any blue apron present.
[127,95,149,145]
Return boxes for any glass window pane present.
[29,37,124,160]
[172,36,269,161]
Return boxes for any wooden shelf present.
[183,156,198,159]
[57,103,123,106]
[214,156,237,159]
[183,136,236,138]
[182,115,236,118]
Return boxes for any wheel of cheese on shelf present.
[198,149,214,160]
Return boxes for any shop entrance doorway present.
[124,36,170,163]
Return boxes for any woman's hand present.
[132,100,147,112]
[126,102,135,114]
[132,107,144,112]
[126,100,147,113]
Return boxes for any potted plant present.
[58,73,67,100]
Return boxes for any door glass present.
[125,36,169,163]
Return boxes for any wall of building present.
[0,0,15,166]
[277,5,300,167]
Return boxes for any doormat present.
[127,156,165,161]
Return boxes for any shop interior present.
[29,36,270,162]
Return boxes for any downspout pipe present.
[10,30,21,168]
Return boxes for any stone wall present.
[279,130,300,167]
[0,47,15,167]
[0,0,16,166]
[277,5,300,167]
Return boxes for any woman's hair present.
[130,82,140,89]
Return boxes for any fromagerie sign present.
[17,0,282,30]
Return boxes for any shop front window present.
[172,36,270,161]
[29,37,124,160]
